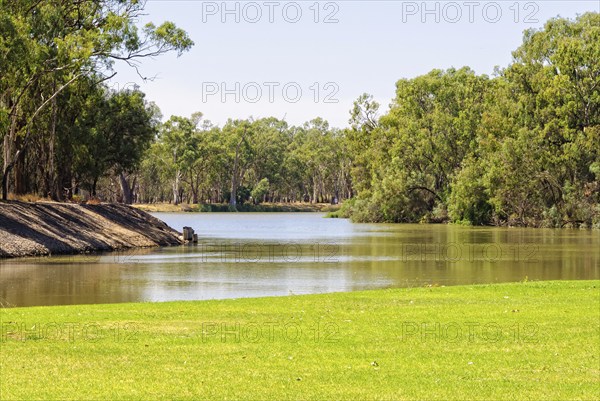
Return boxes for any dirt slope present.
[0,201,182,259]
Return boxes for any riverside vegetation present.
[1,3,598,228]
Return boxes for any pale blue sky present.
[110,1,600,128]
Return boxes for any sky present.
[109,0,600,128]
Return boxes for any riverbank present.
[133,202,340,213]
[1,280,598,400]
[0,201,182,259]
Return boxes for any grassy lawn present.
[1,281,599,400]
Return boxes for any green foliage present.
[349,67,491,223]
[346,13,599,228]
[137,116,352,207]
[251,178,270,204]
[448,157,492,225]
[325,198,353,218]
[72,88,158,193]
[0,0,193,200]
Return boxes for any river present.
[1,213,598,307]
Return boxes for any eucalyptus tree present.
[0,0,193,200]
[178,115,227,204]
[493,12,600,225]
[449,12,600,226]
[246,117,290,201]
[158,115,202,205]
[223,119,254,207]
[349,68,490,222]
[286,118,338,203]
[347,93,380,196]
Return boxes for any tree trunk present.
[230,154,240,206]
[91,178,98,198]
[48,93,58,199]
[120,172,134,204]
[230,127,248,206]
[14,134,26,195]
[230,180,237,206]
[172,169,181,205]
[1,165,11,201]
[2,102,17,200]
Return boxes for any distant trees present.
[251,178,270,204]
[136,116,352,207]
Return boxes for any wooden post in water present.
[183,226,194,242]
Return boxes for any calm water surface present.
[1,213,598,307]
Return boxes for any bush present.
[250,178,270,204]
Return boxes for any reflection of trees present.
[345,225,600,288]
[1,227,598,307]
[0,250,155,307]
[137,242,357,300]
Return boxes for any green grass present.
[1,281,599,400]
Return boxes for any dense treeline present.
[345,13,599,228]
[136,116,352,206]
[1,4,598,228]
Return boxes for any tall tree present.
[0,0,193,200]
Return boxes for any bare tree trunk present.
[120,172,134,205]
[172,169,181,205]
[91,178,98,198]
[46,92,57,199]
[189,171,200,204]
[1,166,11,201]
[230,175,238,206]
[230,151,240,206]
[230,128,248,207]
[14,135,26,195]
[2,98,17,200]
[2,135,12,200]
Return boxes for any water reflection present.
[0,213,598,307]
